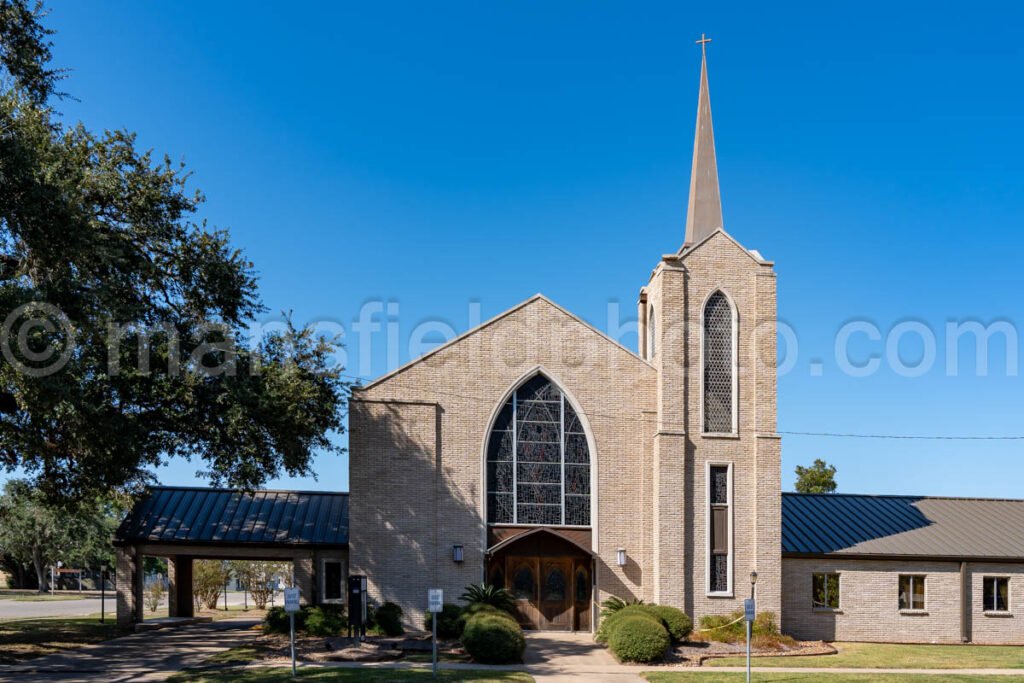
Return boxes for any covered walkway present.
[114,486,348,627]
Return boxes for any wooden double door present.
[493,555,592,631]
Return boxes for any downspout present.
[960,561,969,643]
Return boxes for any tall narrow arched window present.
[703,291,735,433]
[647,306,656,359]
[486,375,591,527]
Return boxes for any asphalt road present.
[0,591,260,620]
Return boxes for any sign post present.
[743,597,755,683]
[284,587,300,677]
[428,589,443,679]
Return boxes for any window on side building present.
[812,572,840,609]
[983,577,1009,612]
[898,574,925,610]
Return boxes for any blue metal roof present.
[115,487,348,547]
[782,492,1024,559]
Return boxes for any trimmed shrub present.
[696,610,787,644]
[305,606,347,636]
[461,612,526,664]
[596,604,659,644]
[647,605,692,643]
[374,601,404,636]
[608,613,670,663]
[424,603,464,639]
[264,606,306,634]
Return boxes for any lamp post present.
[746,570,758,683]
[100,564,107,624]
[222,561,230,611]
[750,570,758,600]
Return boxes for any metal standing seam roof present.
[115,487,348,547]
[782,492,1024,560]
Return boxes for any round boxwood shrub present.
[647,605,692,643]
[374,601,404,636]
[607,613,670,663]
[461,612,526,664]
[424,603,464,639]
[596,604,659,644]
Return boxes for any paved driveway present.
[0,598,106,620]
[0,618,259,683]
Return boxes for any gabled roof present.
[782,492,1024,560]
[115,486,348,548]
[358,294,652,391]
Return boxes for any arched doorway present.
[487,528,593,631]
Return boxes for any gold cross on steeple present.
[696,33,712,58]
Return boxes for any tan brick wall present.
[349,297,657,627]
[783,558,965,643]
[967,563,1024,644]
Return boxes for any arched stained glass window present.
[703,291,735,433]
[486,375,591,526]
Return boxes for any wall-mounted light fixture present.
[616,548,627,567]
[452,544,464,563]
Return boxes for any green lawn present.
[0,616,121,663]
[706,642,1024,669]
[168,669,533,683]
[645,674,1024,683]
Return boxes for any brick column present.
[116,546,144,627]
[293,552,315,605]
[167,555,194,618]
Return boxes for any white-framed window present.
[983,576,1009,612]
[706,462,733,595]
[702,291,737,434]
[647,305,656,359]
[898,574,925,610]
[321,558,345,604]
[812,572,840,609]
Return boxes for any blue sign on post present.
[743,598,755,622]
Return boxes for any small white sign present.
[743,598,755,622]
[428,588,443,613]
[284,587,301,613]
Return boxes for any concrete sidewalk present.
[0,617,259,683]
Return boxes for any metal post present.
[290,612,297,677]
[432,614,438,679]
[244,583,248,610]
[746,619,751,683]
[100,569,106,623]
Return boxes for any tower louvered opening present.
[703,291,734,433]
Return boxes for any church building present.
[348,41,782,633]
[115,41,1024,646]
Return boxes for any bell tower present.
[638,36,782,621]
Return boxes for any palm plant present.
[460,582,515,612]
[600,595,645,617]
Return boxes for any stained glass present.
[711,466,728,505]
[512,567,536,600]
[711,554,728,592]
[485,375,591,526]
[543,568,566,601]
[703,292,734,433]
[575,568,590,602]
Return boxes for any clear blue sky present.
[28,1,1024,496]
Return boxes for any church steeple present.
[683,35,724,248]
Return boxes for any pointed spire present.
[683,34,724,248]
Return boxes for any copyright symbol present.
[1,302,75,377]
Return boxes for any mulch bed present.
[254,632,468,664]
[657,639,836,667]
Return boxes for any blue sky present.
[26,1,1024,496]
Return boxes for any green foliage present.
[304,605,347,636]
[424,603,464,639]
[192,560,229,611]
[145,580,164,613]
[596,604,658,644]
[229,561,290,609]
[607,613,670,663]
[794,459,838,494]
[0,1,351,501]
[0,479,123,591]
[599,595,645,617]
[646,605,692,643]
[459,583,515,613]
[263,606,302,634]
[374,601,404,636]
[460,611,526,664]
[697,611,782,644]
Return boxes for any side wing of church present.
[348,43,781,631]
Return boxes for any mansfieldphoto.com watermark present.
[1,299,1018,381]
